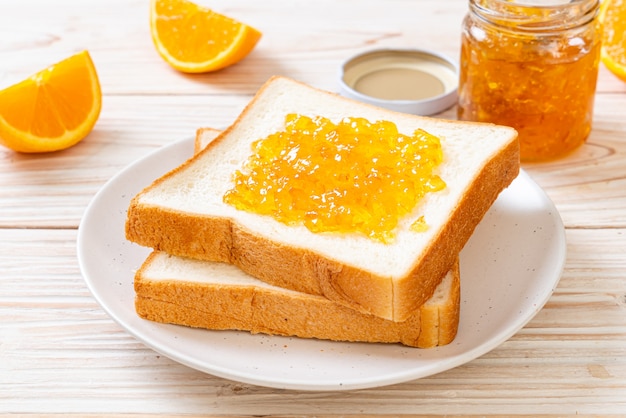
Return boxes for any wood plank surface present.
[3,93,626,228]
[1,227,624,415]
[1,0,625,415]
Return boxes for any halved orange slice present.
[0,50,102,153]
[600,0,626,82]
[150,0,262,73]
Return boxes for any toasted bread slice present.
[126,76,518,321]
[134,251,460,348]
[132,127,459,347]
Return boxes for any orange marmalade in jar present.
[457,0,601,161]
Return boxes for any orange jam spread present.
[223,114,446,243]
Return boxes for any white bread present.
[134,251,460,348]
[126,76,519,321]
[135,128,460,347]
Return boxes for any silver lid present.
[339,48,458,116]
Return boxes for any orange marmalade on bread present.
[223,114,446,243]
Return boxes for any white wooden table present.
[1,0,625,415]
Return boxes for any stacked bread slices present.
[126,76,519,348]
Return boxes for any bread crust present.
[391,135,519,319]
[134,252,460,348]
[126,76,519,321]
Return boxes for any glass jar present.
[457,0,602,162]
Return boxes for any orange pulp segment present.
[150,0,262,73]
[0,50,102,153]
[599,0,626,82]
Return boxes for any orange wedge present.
[599,0,626,82]
[150,0,262,73]
[0,50,102,153]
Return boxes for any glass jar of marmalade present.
[457,0,601,162]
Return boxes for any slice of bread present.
[133,127,459,348]
[126,76,519,321]
[134,251,460,348]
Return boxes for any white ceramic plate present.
[78,137,566,391]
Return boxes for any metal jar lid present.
[338,48,458,116]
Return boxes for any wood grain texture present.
[1,228,624,415]
[1,0,625,415]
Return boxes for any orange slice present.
[150,0,262,73]
[599,0,626,82]
[0,50,102,153]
